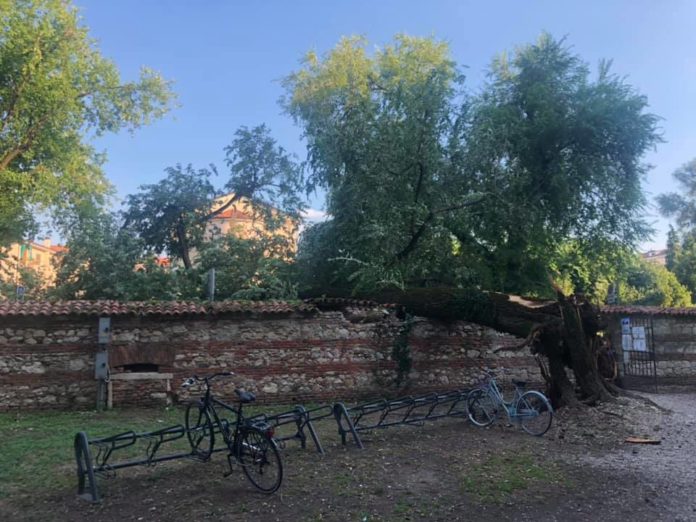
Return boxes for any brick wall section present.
[0,317,97,408]
[0,305,538,410]
[604,311,696,384]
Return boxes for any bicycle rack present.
[74,389,473,502]
[248,404,334,455]
[75,421,229,502]
[332,388,471,449]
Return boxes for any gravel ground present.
[574,392,696,522]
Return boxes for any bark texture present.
[363,287,616,408]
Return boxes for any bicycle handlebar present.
[181,371,234,388]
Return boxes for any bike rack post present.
[74,431,99,502]
[332,402,364,449]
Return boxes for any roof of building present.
[210,208,253,220]
[601,305,696,316]
[641,249,668,258]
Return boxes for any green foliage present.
[287,33,659,297]
[391,313,414,386]
[618,257,691,307]
[124,125,304,270]
[658,160,696,301]
[0,0,174,245]
[224,124,305,223]
[657,158,696,230]
[53,203,298,301]
[664,232,696,301]
[0,263,47,300]
[464,34,659,294]
[548,239,634,302]
[285,35,480,292]
[52,208,197,300]
[197,231,298,300]
[123,164,217,269]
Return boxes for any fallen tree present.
[366,287,617,409]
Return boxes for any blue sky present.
[77,0,696,249]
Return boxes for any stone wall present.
[0,301,538,411]
[604,308,696,386]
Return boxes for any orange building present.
[205,194,299,250]
[642,249,668,266]
[1,239,67,288]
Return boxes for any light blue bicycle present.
[467,370,553,436]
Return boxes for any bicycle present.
[182,372,283,493]
[467,370,553,436]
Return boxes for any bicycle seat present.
[512,380,527,388]
[235,389,256,404]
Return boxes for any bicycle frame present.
[204,395,246,452]
[479,376,525,421]
[190,375,268,456]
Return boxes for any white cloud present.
[301,208,328,223]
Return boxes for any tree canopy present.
[285,35,483,292]
[0,0,174,245]
[459,34,659,295]
[123,125,304,270]
[287,34,661,298]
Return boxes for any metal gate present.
[620,316,658,392]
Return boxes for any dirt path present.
[572,392,696,522]
[1,392,694,521]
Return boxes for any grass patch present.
[0,402,309,500]
[0,407,185,499]
[462,452,567,503]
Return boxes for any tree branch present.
[0,115,49,171]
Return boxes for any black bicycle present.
[182,372,283,493]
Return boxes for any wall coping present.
[0,298,398,318]
[0,300,318,318]
[601,305,696,317]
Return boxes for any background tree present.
[197,231,297,300]
[658,159,696,299]
[657,158,696,230]
[618,256,691,306]
[0,264,46,300]
[123,125,304,269]
[0,0,174,246]
[123,164,216,270]
[52,207,198,300]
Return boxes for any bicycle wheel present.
[238,427,283,493]
[467,388,498,427]
[516,390,553,436]
[185,401,214,459]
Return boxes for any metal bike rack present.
[74,389,473,502]
[74,405,333,502]
[248,404,334,454]
[74,421,229,502]
[332,389,471,449]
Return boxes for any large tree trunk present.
[354,287,616,408]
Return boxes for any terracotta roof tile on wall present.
[0,300,318,317]
[304,297,397,310]
[601,305,696,316]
